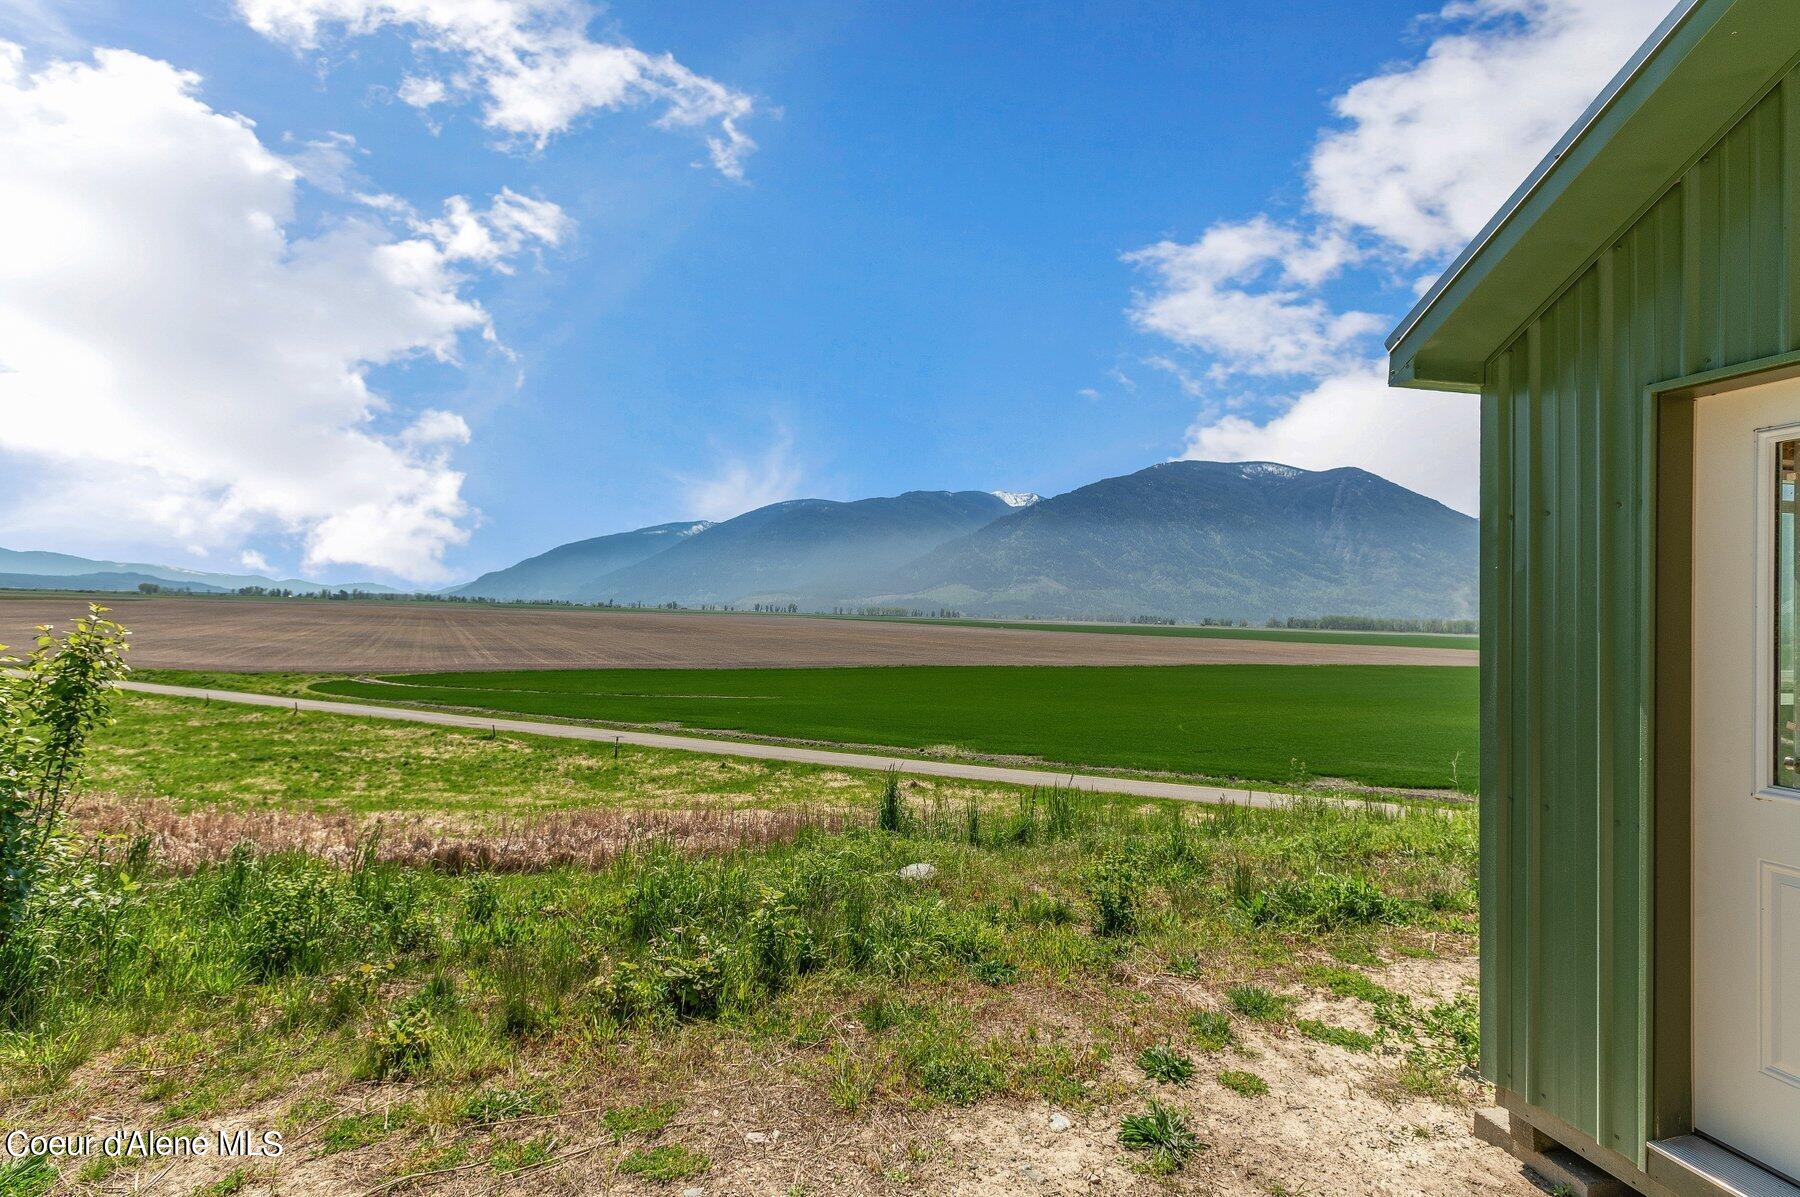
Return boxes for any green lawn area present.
[84,691,923,817]
[272,664,1477,791]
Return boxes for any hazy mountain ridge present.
[1,462,1478,620]
[448,461,1477,621]
[865,461,1476,621]
[0,547,398,595]
[578,491,1013,606]
[451,521,713,602]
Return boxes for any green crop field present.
[275,664,1478,791]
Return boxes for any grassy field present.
[253,664,1479,791]
[8,690,1492,1194]
[83,691,963,818]
[849,617,1477,651]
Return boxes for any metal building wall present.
[1480,72,1797,1166]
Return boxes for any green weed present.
[1218,1069,1269,1097]
[1226,986,1290,1022]
[1135,1044,1195,1085]
[1118,1101,1200,1173]
[618,1144,709,1181]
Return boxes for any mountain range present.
[0,547,398,596]
[451,462,1477,622]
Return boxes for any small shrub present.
[238,869,344,979]
[1083,850,1145,937]
[1135,1044,1195,1085]
[1226,985,1289,1022]
[360,1006,434,1081]
[647,931,730,1019]
[1187,1010,1235,1052]
[618,1144,709,1181]
[1217,1069,1268,1097]
[1296,1019,1376,1051]
[1118,1101,1199,1174]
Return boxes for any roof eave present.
[1388,0,1797,392]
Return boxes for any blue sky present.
[0,0,1671,584]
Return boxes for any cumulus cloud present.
[0,44,566,582]
[1180,362,1479,513]
[679,434,804,522]
[235,0,759,178]
[1311,0,1670,259]
[1137,0,1671,507]
[1127,218,1379,377]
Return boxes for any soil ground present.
[0,595,1477,672]
[34,950,1539,1197]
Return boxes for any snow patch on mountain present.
[991,490,1041,508]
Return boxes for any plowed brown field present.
[0,594,1476,671]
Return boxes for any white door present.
[1693,375,1800,1181]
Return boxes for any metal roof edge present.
[1384,0,1709,358]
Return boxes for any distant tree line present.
[123,583,1476,631]
[1272,614,1478,634]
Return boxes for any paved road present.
[120,679,1421,817]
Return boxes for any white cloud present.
[1181,362,1479,514]
[1137,0,1671,508]
[239,549,275,574]
[415,189,573,270]
[679,434,804,522]
[235,0,759,178]
[1310,0,1672,259]
[0,44,566,582]
[1127,218,1378,377]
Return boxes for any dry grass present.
[0,595,1476,672]
[71,793,849,873]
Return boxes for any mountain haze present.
[451,522,712,602]
[868,461,1475,621]
[0,547,398,595]
[439,462,1474,621]
[579,491,1013,606]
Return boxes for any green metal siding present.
[1482,71,1799,1166]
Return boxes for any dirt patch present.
[27,954,1540,1197]
[0,595,1477,672]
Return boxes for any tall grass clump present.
[877,770,908,833]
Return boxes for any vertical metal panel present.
[1480,73,1798,1168]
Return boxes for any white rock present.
[898,862,937,881]
[745,1131,770,1145]
[1048,1112,1072,1132]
